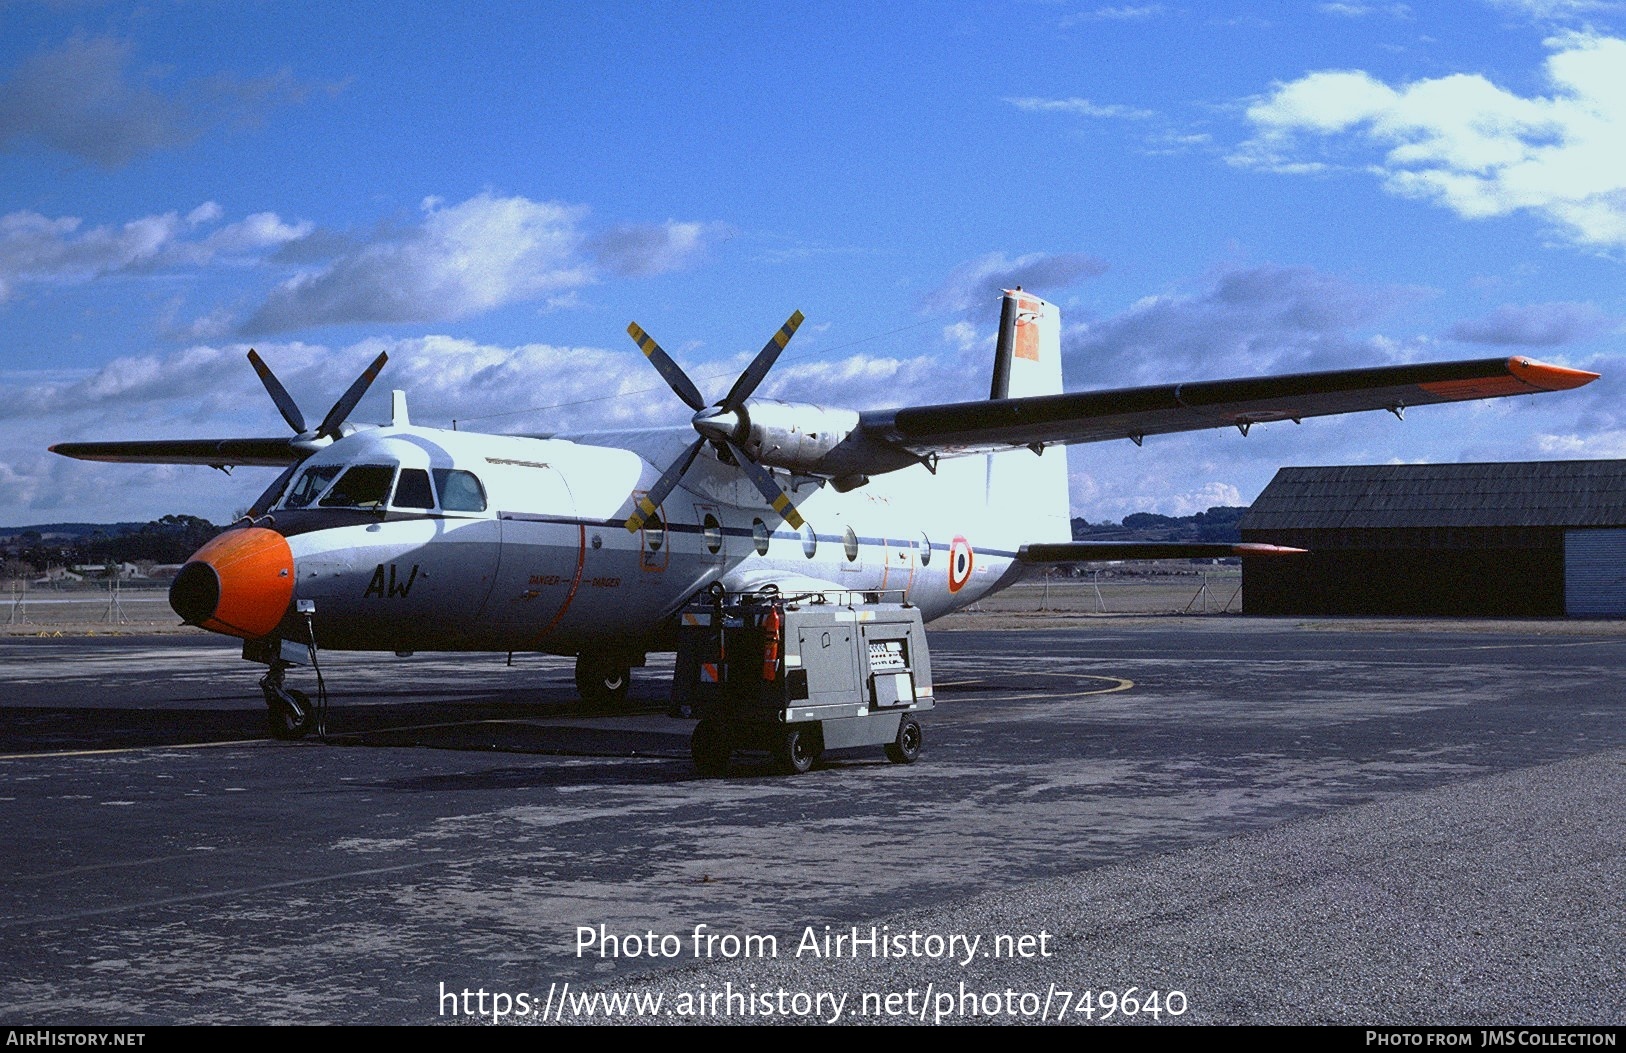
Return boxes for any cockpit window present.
[281,465,342,509]
[319,464,396,509]
[393,468,435,510]
[433,469,487,512]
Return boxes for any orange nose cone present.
[170,527,295,639]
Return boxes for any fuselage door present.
[485,458,582,644]
[879,536,917,597]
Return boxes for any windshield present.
[281,465,342,509]
[318,464,396,509]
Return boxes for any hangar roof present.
[1240,460,1626,531]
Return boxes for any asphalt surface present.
[0,620,1621,1026]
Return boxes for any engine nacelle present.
[737,400,861,474]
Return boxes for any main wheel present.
[885,716,923,764]
[690,720,732,777]
[574,654,630,707]
[775,726,820,776]
[267,688,312,741]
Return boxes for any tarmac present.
[0,615,1621,1026]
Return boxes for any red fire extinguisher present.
[761,604,782,681]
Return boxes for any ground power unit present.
[671,587,933,775]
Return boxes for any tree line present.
[1,515,223,578]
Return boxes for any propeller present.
[247,348,389,448]
[237,349,388,519]
[623,312,805,533]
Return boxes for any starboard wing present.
[847,356,1596,465]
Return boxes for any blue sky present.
[3,0,1624,524]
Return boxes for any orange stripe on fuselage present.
[525,523,588,649]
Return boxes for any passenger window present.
[281,465,341,509]
[752,518,770,556]
[319,464,395,509]
[433,469,487,512]
[393,468,435,509]
[844,526,859,563]
[702,513,723,555]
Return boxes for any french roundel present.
[947,535,974,593]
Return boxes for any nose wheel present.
[260,661,313,740]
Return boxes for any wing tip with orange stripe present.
[1418,358,1599,401]
[1507,357,1599,392]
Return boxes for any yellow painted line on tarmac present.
[2,861,435,927]
[0,738,268,760]
[936,674,1133,699]
[324,713,676,738]
[324,717,540,737]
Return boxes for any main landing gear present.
[259,660,312,740]
[574,653,632,707]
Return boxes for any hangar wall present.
[1239,462,1626,617]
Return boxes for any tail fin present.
[985,289,1070,543]
[990,288,1064,400]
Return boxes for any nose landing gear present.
[260,659,313,740]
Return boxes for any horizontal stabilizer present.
[1019,541,1307,563]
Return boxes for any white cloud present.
[240,195,724,334]
[0,204,311,302]
[761,352,956,410]
[1233,32,1626,248]
[200,213,315,257]
[1070,453,1260,520]
[1063,4,1167,22]
[1534,430,1626,456]
[941,321,982,353]
[240,195,591,334]
[1483,0,1623,22]
[1004,96,1157,120]
[1318,3,1413,17]
[589,220,726,276]
[187,202,225,227]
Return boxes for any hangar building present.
[1238,461,1626,617]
